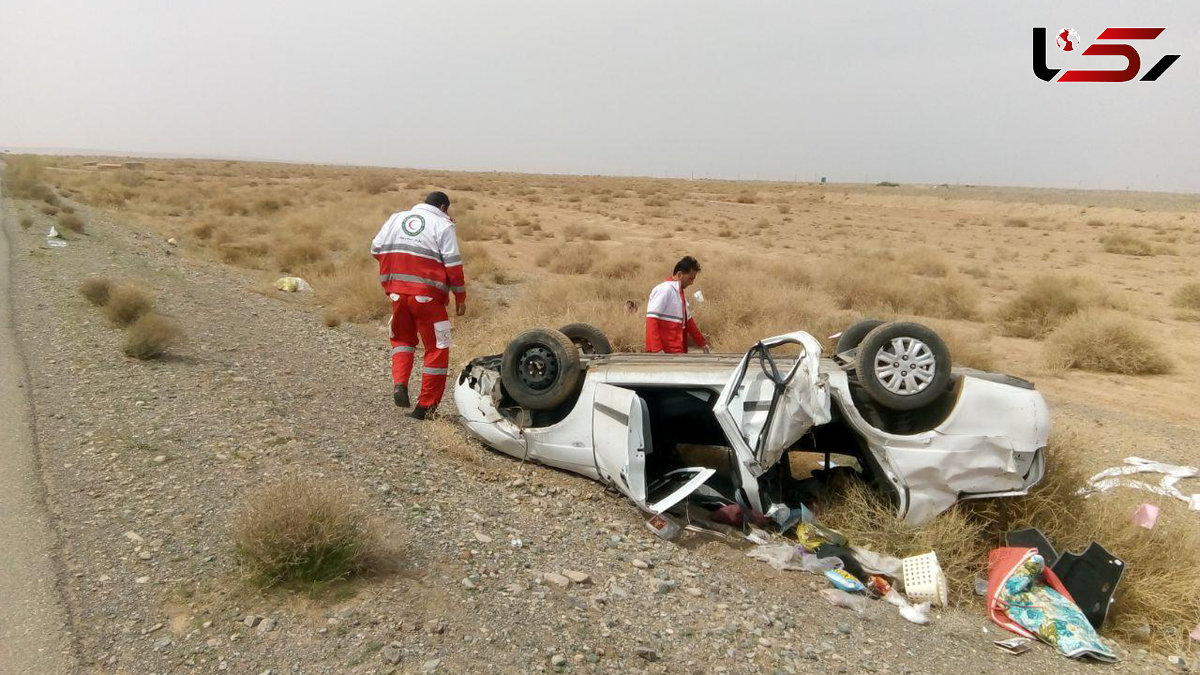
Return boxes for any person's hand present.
[702,345,711,354]
[456,301,466,316]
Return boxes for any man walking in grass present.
[371,191,466,420]
[646,256,709,354]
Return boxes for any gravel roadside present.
[1,193,1176,674]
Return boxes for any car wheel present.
[835,318,885,354]
[501,328,583,410]
[558,322,613,355]
[854,321,952,411]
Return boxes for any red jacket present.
[371,204,466,304]
[645,278,706,353]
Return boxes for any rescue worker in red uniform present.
[645,256,709,354]
[371,192,466,419]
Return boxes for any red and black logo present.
[1033,27,1180,82]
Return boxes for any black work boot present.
[410,406,432,421]
[393,384,410,408]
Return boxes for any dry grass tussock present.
[1173,281,1200,311]
[122,313,182,359]
[233,477,386,588]
[103,285,154,326]
[79,278,113,306]
[820,428,1200,648]
[1101,232,1156,256]
[1044,311,1173,375]
[996,275,1118,339]
[822,255,980,321]
[2,155,55,201]
[58,212,85,234]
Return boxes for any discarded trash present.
[974,577,989,596]
[987,547,1117,662]
[712,504,769,529]
[795,522,849,551]
[1131,503,1160,530]
[901,552,948,607]
[820,588,867,612]
[1083,456,1199,512]
[274,276,313,292]
[765,503,804,531]
[692,290,705,304]
[44,238,67,248]
[867,575,893,597]
[898,602,932,625]
[48,226,60,238]
[994,637,1034,655]
[646,513,681,541]
[1053,542,1124,630]
[825,568,866,592]
[1005,527,1059,566]
[798,551,842,574]
[747,544,806,572]
[1191,623,1200,643]
[851,545,904,579]
[882,589,908,608]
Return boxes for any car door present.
[713,332,832,476]
[592,383,716,514]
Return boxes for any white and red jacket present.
[371,203,466,305]
[645,278,706,353]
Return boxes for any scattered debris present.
[987,547,1116,662]
[994,637,1033,655]
[819,588,866,613]
[1131,503,1160,529]
[1083,456,1200,511]
[1191,623,1200,643]
[274,277,313,293]
[824,568,866,593]
[901,552,948,607]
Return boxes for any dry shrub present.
[822,429,1200,647]
[58,212,85,234]
[1004,218,1029,228]
[996,275,1114,339]
[276,242,326,272]
[41,204,58,216]
[233,477,385,588]
[103,285,154,326]
[644,196,670,207]
[595,258,642,280]
[1172,282,1200,311]
[189,221,218,240]
[353,172,392,195]
[2,155,48,199]
[79,278,113,306]
[536,243,603,275]
[1044,311,1172,375]
[910,255,950,278]
[735,192,757,204]
[823,259,979,320]
[318,261,389,323]
[122,313,182,359]
[322,310,341,328]
[1101,232,1156,256]
[19,214,33,230]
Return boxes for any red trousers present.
[388,295,451,409]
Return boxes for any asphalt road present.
[0,177,76,673]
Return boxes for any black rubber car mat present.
[1005,527,1059,567]
[1052,542,1125,630]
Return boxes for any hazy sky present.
[2,1,1197,192]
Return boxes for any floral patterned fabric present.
[996,552,1117,662]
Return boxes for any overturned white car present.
[454,320,1049,524]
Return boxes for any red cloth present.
[986,547,1075,639]
[645,278,706,353]
[389,295,451,409]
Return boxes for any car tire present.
[558,322,613,355]
[501,328,583,410]
[854,321,952,411]
[836,318,885,354]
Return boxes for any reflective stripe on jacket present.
[645,278,705,353]
[371,203,466,304]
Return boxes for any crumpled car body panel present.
[454,332,1049,524]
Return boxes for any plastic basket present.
[901,552,949,607]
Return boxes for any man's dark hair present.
[673,256,701,275]
[424,191,451,209]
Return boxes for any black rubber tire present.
[501,328,583,410]
[558,322,613,355]
[854,321,952,411]
[835,318,885,354]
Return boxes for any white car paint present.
[454,331,1049,524]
